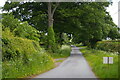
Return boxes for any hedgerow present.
[2,27,54,78]
[96,41,120,53]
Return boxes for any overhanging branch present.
[52,2,59,17]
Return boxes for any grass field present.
[80,48,118,78]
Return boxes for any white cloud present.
[107,0,120,26]
[107,2,118,25]
[0,0,7,14]
[0,0,6,7]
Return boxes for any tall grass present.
[80,48,118,78]
[50,45,71,58]
[2,53,54,78]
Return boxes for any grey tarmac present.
[34,47,97,78]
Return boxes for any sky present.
[107,0,120,26]
[0,0,120,26]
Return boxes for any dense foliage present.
[1,15,53,78]
[2,28,40,61]
[70,3,118,48]
[108,27,120,40]
[47,26,56,52]
[2,14,40,41]
[2,26,55,78]
[96,41,120,53]
[1,1,120,79]
[3,2,120,48]
[1,14,71,78]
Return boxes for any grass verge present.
[2,52,55,78]
[50,45,71,58]
[80,48,118,78]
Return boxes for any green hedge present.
[96,41,120,53]
[47,26,57,53]
[2,29,54,78]
[2,27,41,61]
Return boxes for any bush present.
[14,21,40,41]
[2,14,40,41]
[2,28,41,61]
[2,28,54,78]
[96,41,120,53]
[2,14,20,31]
[47,26,57,53]
[50,45,71,58]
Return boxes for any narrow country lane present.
[33,47,97,78]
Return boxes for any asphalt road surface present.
[34,47,97,78]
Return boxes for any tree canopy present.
[2,1,120,48]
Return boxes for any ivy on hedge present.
[47,26,57,53]
[96,41,120,53]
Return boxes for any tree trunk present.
[47,2,59,52]
[48,2,59,27]
[48,2,53,27]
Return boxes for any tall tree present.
[47,2,59,52]
[3,1,119,49]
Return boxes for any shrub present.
[2,28,40,61]
[2,14,40,41]
[96,41,120,53]
[50,45,71,58]
[2,14,20,31]
[47,26,57,53]
[13,21,40,41]
[2,28,54,78]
